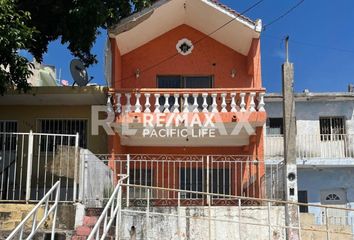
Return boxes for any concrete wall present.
[120,206,352,240]
[0,105,107,154]
[120,206,286,240]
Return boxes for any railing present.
[102,183,354,240]
[0,131,79,202]
[87,175,128,240]
[81,154,283,206]
[108,88,266,114]
[266,134,354,160]
[6,181,60,240]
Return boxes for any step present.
[75,226,92,236]
[83,216,98,227]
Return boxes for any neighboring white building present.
[265,90,354,225]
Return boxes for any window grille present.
[0,121,18,151]
[319,117,345,141]
[37,119,87,148]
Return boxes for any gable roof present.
[109,0,262,55]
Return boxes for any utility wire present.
[263,34,354,55]
[120,0,266,82]
[263,0,305,31]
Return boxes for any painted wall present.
[0,105,107,154]
[298,168,354,225]
[111,24,262,89]
[265,99,354,135]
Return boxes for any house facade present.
[265,90,354,225]
[105,0,267,201]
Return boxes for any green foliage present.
[0,0,154,94]
[0,0,35,94]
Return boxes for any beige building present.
[0,86,108,154]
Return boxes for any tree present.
[0,0,153,94]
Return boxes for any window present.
[38,119,87,148]
[179,168,230,199]
[319,117,345,141]
[320,189,347,205]
[266,118,283,135]
[157,75,213,111]
[0,121,18,151]
[0,121,17,132]
[298,190,308,213]
[129,169,153,186]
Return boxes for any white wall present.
[265,99,354,135]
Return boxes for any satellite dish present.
[70,59,90,86]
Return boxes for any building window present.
[266,118,283,135]
[320,189,347,205]
[38,119,87,148]
[319,117,345,141]
[157,75,213,111]
[176,38,194,56]
[0,121,18,151]
[298,190,308,213]
[179,168,230,199]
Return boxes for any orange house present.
[105,0,266,204]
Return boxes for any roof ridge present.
[207,0,257,25]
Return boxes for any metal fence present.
[88,178,354,240]
[0,131,79,202]
[266,134,354,160]
[82,154,283,206]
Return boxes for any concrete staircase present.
[72,208,115,240]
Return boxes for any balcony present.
[265,134,354,165]
[108,88,266,146]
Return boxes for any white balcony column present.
[240,92,246,112]
[163,94,170,113]
[135,93,142,113]
[230,92,237,112]
[115,93,122,113]
[173,94,180,113]
[192,93,199,113]
[183,94,189,113]
[202,93,208,113]
[125,93,131,113]
[144,93,151,113]
[106,94,113,112]
[258,92,266,112]
[154,94,161,113]
[211,93,218,113]
[221,93,227,112]
[249,92,256,112]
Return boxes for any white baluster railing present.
[173,94,180,113]
[111,90,266,114]
[154,94,160,113]
[144,93,151,113]
[135,93,141,113]
[163,94,170,113]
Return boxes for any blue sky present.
[25,0,354,93]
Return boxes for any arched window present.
[325,193,341,201]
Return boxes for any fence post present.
[208,195,211,240]
[177,192,181,240]
[325,207,330,240]
[127,154,130,207]
[73,132,79,202]
[206,156,210,205]
[25,130,34,202]
[146,189,150,238]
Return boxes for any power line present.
[263,0,305,31]
[120,0,266,82]
[263,34,354,55]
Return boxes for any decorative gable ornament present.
[176,38,194,56]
